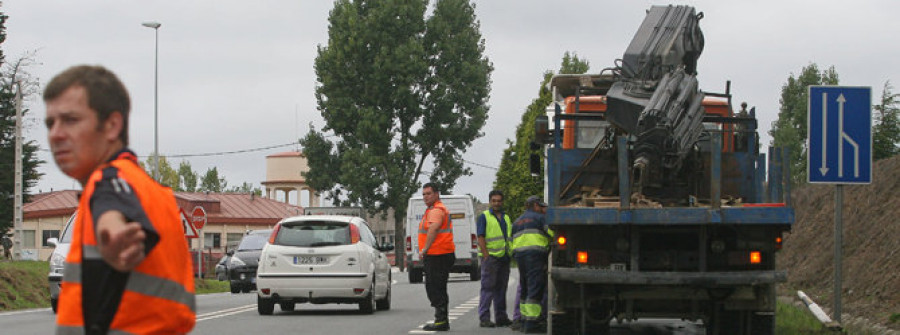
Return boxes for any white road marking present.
[196,304,257,322]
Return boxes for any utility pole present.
[14,81,24,260]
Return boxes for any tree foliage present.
[0,11,44,236]
[769,63,839,185]
[302,0,491,267]
[873,80,900,160]
[494,52,589,219]
[178,161,199,192]
[199,167,227,193]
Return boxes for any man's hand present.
[97,211,146,272]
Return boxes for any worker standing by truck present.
[418,183,455,331]
[511,196,552,334]
[476,190,513,328]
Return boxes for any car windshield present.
[273,221,350,247]
[236,233,268,251]
[60,214,76,243]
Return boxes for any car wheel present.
[279,302,295,312]
[408,267,423,283]
[469,262,481,281]
[359,281,375,314]
[257,295,275,315]
[376,274,391,311]
[51,298,58,314]
[230,281,240,294]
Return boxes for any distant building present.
[21,190,302,261]
[262,151,319,207]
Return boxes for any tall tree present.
[140,155,179,190]
[0,11,44,236]
[178,161,199,192]
[494,52,589,219]
[199,167,227,193]
[872,80,900,160]
[769,63,839,185]
[302,0,491,269]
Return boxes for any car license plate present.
[294,256,328,265]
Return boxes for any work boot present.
[510,319,522,331]
[495,319,513,327]
[423,320,450,331]
[479,320,496,328]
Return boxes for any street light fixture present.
[142,21,161,181]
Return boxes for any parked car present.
[47,213,76,314]
[228,229,272,293]
[256,215,393,315]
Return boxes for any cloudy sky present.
[4,1,898,206]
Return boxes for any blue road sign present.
[808,86,871,184]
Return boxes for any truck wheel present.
[409,268,423,283]
[750,312,775,335]
[550,309,579,335]
[469,263,481,281]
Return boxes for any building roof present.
[266,151,304,158]
[23,190,80,219]
[23,190,302,226]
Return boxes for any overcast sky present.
[4,1,898,207]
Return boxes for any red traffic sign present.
[180,209,199,238]
[191,206,207,230]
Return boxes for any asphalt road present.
[0,269,704,334]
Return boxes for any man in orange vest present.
[44,65,195,334]
[418,182,455,331]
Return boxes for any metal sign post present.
[808,85,872,324]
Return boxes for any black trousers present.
[424,252,455,319]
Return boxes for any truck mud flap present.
[552,268,786,286]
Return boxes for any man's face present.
[489,195,503,211]
[45,85,121,185]
[422,186,438,207]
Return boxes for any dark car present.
[228,229,271,293]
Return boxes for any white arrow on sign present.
[837,94,860,178]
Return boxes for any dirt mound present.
[777,155,900,330]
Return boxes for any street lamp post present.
[142,21,161,181]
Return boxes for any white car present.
[47,213,76,314]
[256,215,393,315]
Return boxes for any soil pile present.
[778,154,900,330]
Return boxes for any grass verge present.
[0,260,229,312]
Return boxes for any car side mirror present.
[226,249,234,256]
[47,237,59,247]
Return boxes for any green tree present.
[769,63,839,185]
[226,182,261,195]
[199,167,227,193]
[140,155,179,190]
[0,11,44,236]
[872,80,900,160]
[302,0,491,269]
[178,161,198,192]
[493,52,589,219]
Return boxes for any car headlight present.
[230,257,246,267]
[50,253,66,270]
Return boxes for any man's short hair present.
[488,190,504,200]
[525,195,548,208]
[423,182,439,194]
[43,65,131,145]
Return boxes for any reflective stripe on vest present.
[479,210,511,257]
[417,200,455,255]
[511,228,554,253]
[57,154,196,334]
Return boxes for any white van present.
[405,194,479,283]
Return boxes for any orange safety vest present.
[417,200,455,255]
[57,153,196,335]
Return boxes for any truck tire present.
[409,268,423,283]
[469,263,481,281]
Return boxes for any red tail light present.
[406,236,412,252]
[268,224,281,244]
[775,236,783,250]
[349,224,360,244]
[471,234,477,249]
